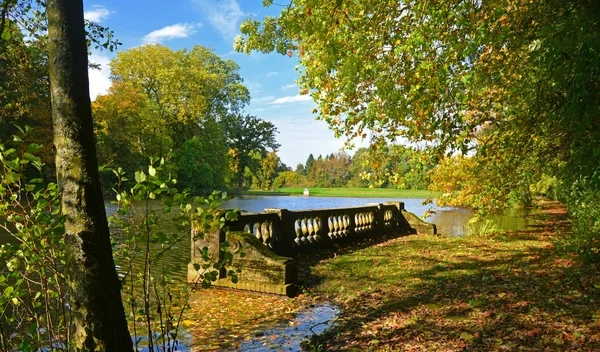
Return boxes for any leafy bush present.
[272,170,307,189]
[0,127,68,351]
[0,128,240,350]
[560,178,600,263]
[110,158,241,351]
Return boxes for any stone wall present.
[189,202,436,296]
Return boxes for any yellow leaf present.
[181,319,196,327]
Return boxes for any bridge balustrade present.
[189,201,436,296]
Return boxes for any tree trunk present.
[47,1,132,350]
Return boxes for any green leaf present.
[26,143,43,153]
[225,211,237,221]
[5,173,20,183]
[459,332,473,341]
[1,29,11,41]
[23,153,41,162]
[135,171,147,183]
[38,199,49,208]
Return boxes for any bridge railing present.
[189,201,436,295]
[226,202,425,257]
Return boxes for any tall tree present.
[221,113,279,188]
[47,0,131,349]
[248,150,285,190]
[305,153,315,175]
[107,44,250,152]
[308,152,351,187]
[178,117,230,192]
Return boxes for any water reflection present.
[237,303,339,351]
[429,205,541,237]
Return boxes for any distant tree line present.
[272,145,432,190]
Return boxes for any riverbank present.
[242,187,438,198]
[305,200,600,351]
[181,200,600,350]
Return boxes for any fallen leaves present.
[181,289,313,350]
[307,201,600,351]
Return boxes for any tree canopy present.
[105,44,250,152]
[235,0,600,259]
[220,113,280,188]
[235,0,600,205]
[93,44,272,191]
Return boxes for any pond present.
[100,195,540,283]
[220,195,540,237]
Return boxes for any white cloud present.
[143,23,200,44]
[88,52,112,101]
[84,5,112,23]
[281,84,296,91]
[264,71,278,77]
[251,96,275,104]
[269,95,312,105]
[193,0,244,40]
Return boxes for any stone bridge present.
[188,202,436,296]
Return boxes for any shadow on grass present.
[305,204,600,351]
[296,231,412,290]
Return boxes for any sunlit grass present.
[305,202,600,351]
[244,187,439,198]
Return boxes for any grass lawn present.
[183,201,600,351]
[303,201,600,351]
[244,187,438,198]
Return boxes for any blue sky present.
[83,0,366,168]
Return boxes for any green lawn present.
[303,201,600,351]
[182,201,600,351]
[244,187,438,198]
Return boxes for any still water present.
[221,195,540,237]
[4,196,541,279]
[1,196,541,282]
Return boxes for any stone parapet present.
[189,202,436,296]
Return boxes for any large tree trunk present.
[47,1,132,350]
